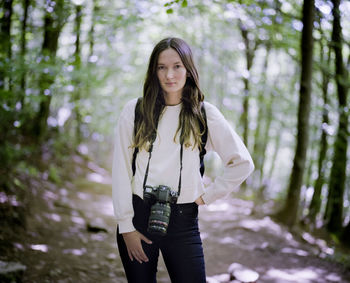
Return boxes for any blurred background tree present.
[0,0,349,243]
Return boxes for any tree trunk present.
[0,0,14,162]
[239,21,257,148]
[73,4,83,144]
[267,124,281,181]
[277,0,315,226]
[253,45,270,189]
[88,0,98,60]
[19,0,30,107]
[341,221,350,246]
[307,39,331,225]
[0,0,13,90]
[33,0,67,140]
[257,90,274,192]
[324,0,349,234]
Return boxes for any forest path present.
[21,159,350,283]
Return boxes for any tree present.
[238,20,258,148]
[0,0,14,170]
[88,0,98,60]
[253,43,271,192]
[307,35,331,225]
[33,0,69,140]
[0,0,13,91]
[277,0,315,226]
[324,0,349,234]
[72,3,83,144]
[19,0,31,106]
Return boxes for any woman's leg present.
[160,203,206,283]
[117,231,159,283]
[116,195,160,283]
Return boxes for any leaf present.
[14,178,23,188]
[166,8,174,14]
[182,0,188,8]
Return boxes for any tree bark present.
[277,0,315,226]
[253,44,273,193]
[0,0,13,90]
[73,4,83,144]
[0,0,14,161]
[33,0,68,140]
[88,0,98,60]
[324,0,349,234]
[307,39,331,225]
[341,221,350,246]
[239,21,258,148]
[19,0,30,107]
[257,91,274,191]
[267,124,281,181]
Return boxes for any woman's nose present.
[166,69,174,79]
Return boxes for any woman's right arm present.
[112,101,136,234]
[112,99,152,263]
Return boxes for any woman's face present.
[157,48,187,102]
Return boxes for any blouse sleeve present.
[112,99,137,234]
[201,102,254,204]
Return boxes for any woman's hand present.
[195,196,205,205]
[122,231,152,263]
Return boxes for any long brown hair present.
[133,37,205,150]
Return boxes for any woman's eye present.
[158,66,164,70]
[175,65,181,69]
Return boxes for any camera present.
[143,185,179,236]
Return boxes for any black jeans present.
[116,194,206,283]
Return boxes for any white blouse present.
[112,98,254,233]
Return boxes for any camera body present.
[144,185,179,205]
[143,185,179,236]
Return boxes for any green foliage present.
[164,0,188,13]
[48,165,61,184]
[15,161,39,178]
[13,178,24,190]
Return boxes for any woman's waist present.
[132,184,204,203]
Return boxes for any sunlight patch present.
[219,236,237,245]
[281,247,309,257]
[200,232,209,240]
[14,243,24,250]
[63,248,87,256]
[207,202,230,212]
[47,213,61,222]
[87,173,105,184]
[90,233,107,241]
[30,244,48,253]
[266,268,318,282]
[325,273,341,282]
[77,192,90,200]
[107,253,117,260]
[43,191,58,201]
[98,200,114,216]
[302,232,334,256]
[239,217,281,234]
[71,216,86,225]
[0,192,20,206]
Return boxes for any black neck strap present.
[142,134,184,198]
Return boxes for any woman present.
[112,37,254,283]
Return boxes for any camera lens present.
[148,202,171,236]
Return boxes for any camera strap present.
[142,132,184,199]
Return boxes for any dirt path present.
[19,162,350,283]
